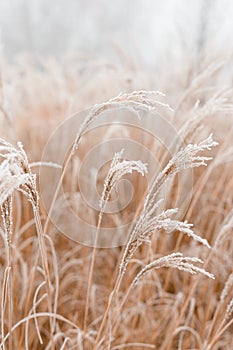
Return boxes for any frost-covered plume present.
[120,207,211,274]
[143,133,218,214]
[73,91,172,153]
[99,149,147,216]
[120,134,217,274]
[0,138,38,209]
[132,252,215,286]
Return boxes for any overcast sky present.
[0,0,232,67]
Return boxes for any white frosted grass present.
[73,91,172,153]
[99,149,148,213]
[133,252,215,286]
[120,134,217,274]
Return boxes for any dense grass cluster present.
[0,56,233,349]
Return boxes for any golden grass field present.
[0,55,233,349]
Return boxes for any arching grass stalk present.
[84,150,147,335]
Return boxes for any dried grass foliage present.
[0,57,233,349]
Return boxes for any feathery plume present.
[132,253,215,286]
[73,91,172,153]
[99,149,147,213]
[0,138,39,208]
[120,135,217,274]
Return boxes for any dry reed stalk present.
[0,138,55,349]
[94,134,217,348]
[0,56,233,349]
[83,149,147,334]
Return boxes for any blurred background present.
[0,0,233,68]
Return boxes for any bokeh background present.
[0,0,233,68]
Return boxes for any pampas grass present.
[0,56,233,350]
